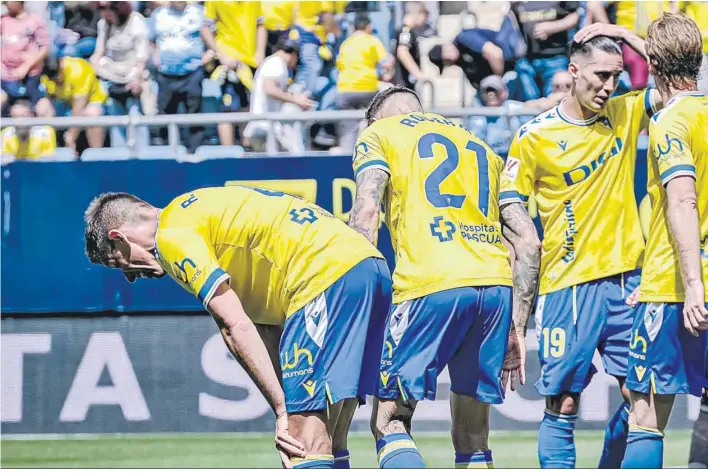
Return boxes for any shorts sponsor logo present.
[281,343,314,379]
[629,329,647,356]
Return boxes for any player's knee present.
[288,410,332,454]
[372,398,413,440]
[546,393,580,415]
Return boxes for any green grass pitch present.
[1,430,693,468]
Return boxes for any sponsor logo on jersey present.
[561,200,578,263]
[563,137,623,186]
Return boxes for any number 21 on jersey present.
[417,132,490,216]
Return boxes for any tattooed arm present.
[500,201,541,391]
[501,202,541,334]
[349,168,389,245]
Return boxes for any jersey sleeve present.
[619,88,660,130]
[352,125,390,178]
[374,37,389,63]
[157,229,230,308]
[650,116,696,186]
[505,128,536,206]
[204,1,217,25]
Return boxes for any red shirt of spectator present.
[1,8,50,80]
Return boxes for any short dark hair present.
[275,32,300,55]
[354,12,371,31]
[569,35,622,60]
[84,192,151,265]
[43,56,60,79]
[365,86,422,123]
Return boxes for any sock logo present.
[634,365,646,382]
[302,380,317,397]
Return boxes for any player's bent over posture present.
[349,86,541,468]
[84,186,392,469]
[619,13,708,468]
[509,25,665,468]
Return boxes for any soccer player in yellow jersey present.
[348,86,541,468]
[616,13,708,468]
[509,25,665,467]
[83,187,391,469]
[42,56,106,151]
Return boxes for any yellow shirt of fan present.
[640,92,708,303]
[262,1,295,31]
[615,1,670,37]
[336,32,388,93]
[204,1,262,68]
[680,1,708,53]
[1,126,56,159]
[294,1,333,30]
[508,89,658,294]
[353,112,513,304]
[42,57,107,104]
[155,186,382,325]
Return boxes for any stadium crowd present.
[1,0,707,159]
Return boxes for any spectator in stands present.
[149,1,211,153]
[511,1,580,100]
[1,1,54,118]
[551,69,573,94]
[678,1,708,94]
[467,74,566,155]
[56,2,100,59]
[0,100,57,160]
[42,56,107,153]
[201,0,266,146]
[336,13,394,152]
[262,1,295,54]
[394,1,435,91]
[243,35,315,154]
[427,16,526,91]
[612,1,666,90]
[292,1,336,95]
[91,1,156,148]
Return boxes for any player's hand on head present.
[683,282,708,337]
[573,23,626,44]
[625,287,640,308]
[501,328,527,392]
[274,412,305,468]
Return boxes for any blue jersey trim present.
[660,164,696,186]
[556,101,598,126]
[499,190,520,201]
[355,160,390,176]
[518,193,530,203]
[198,268,230,306]
[644,88,655,117]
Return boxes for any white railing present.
[1,106,543,155]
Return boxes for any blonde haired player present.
[617,13,708,468]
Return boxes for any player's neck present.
[660,84,699,104]
[131,207,161,249]
[562,96,598,122]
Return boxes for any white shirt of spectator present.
[250,54,290,116]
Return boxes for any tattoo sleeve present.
[349,168,389,246]
[500,202,542,334]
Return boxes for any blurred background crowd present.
[1,0,707,160]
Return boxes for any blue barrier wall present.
[1,151,648,313]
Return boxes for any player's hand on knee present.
[502,328,527,392]
[274,412,305,468]
[625,287,640,307]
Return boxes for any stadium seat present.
[81,147,133,161]
[194,145,246,160]
[44,147,77,162]
[136,145,188,160]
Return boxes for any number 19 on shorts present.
[541,328,566,358]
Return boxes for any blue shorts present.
[534,270,640,396]
[280,257,392,413]
[626,302,708,397]
[377,285,512,404]
[1,75,45,115]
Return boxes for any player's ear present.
[107,230,126,243]
[568,62,579,80]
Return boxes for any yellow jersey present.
[353,113,513,304]
[681,1,708,53]
[508,89,659,294]
[262,1,295,31]
[295,1,333,31]
[640,92,708,303]
[155,186,382,325]
[615,1,670,37]
[1,126,56,159]
[204,1,262,68]
[42,57,107,104]
[336,32,389,93]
